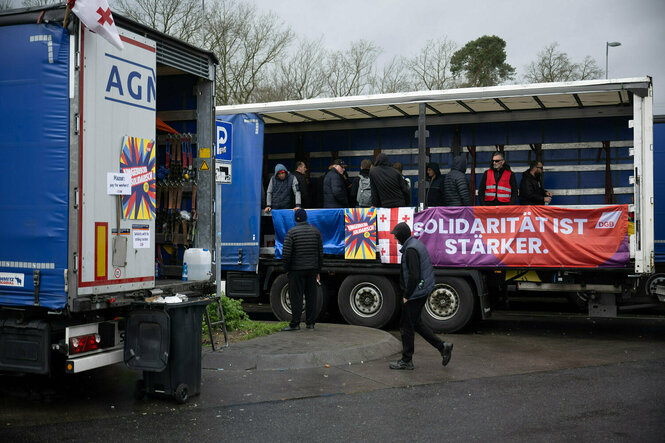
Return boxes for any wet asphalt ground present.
[1,307,665,442]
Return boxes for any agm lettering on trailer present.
[104,53,156,111]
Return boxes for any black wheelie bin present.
[124,297,212,403]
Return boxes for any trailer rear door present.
[0,24,70,309]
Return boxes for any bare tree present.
[114,0,203,45]
[408,37,457,90]
[524,42,603,83]
[577,55,603,80]
[373,55,410,94]
[204,0,293,105]
[325,40,381,97]
[265,37,328,101]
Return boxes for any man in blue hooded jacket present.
[265,163,301,212]
[389,222,453,370]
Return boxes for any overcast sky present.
[253,0,665,114]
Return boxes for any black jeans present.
[288,270,318,327]
[400,295,444,362]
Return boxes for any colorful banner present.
[413,205,629,268]
[377,207,415,264]
[120,136,156,220]
[344,208,377,259]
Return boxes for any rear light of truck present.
[70,333,101,354]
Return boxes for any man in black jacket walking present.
[369,153,410,208]
[519,161,552,205]
[389,222,453,370]
[281,208,324,331]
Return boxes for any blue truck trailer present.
[0,5,217,375]
[216,78,662,332]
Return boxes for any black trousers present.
[288,270,318,327]
[400,295,444,362]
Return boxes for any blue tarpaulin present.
[0,24,70,309]
[271,209,345,258]
[218,114,264,271]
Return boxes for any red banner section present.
[413,205,629,268]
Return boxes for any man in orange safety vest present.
[477,151,518,205]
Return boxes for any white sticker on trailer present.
[132,224,150,249]
[0,272,25,287]
[107,172,132,195]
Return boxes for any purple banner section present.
[413,205,629,268]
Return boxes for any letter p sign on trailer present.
[216,120,233,162]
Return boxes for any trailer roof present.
[216,78,651,131]
[0,4,218,77]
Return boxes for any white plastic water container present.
[182,248,212,281]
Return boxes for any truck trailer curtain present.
[414,205,630,268]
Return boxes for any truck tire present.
[337,275,397,329]
[645,273,665,297]
[269,273,326,323]
[421,277,475,333]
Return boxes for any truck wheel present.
[421,277,475,333]
[645,273,665,297]
[174,383,189,404]
[269,274,325,322]
[337,275,397,329]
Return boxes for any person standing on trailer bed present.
[478,151,518,205]
[351,158,373,207]
[519,161,552,205]
[265,163,301,212]
[389,222,453,370]
[281,208,323,331]
[369,153,410,208]
[323,159,350,208]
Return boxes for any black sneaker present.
[306,324,315,329]
[389,360,414,370]
[440,342,453,366]
[281,325,300,331]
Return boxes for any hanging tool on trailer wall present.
[187,133,193,170]
[182,135,187,168]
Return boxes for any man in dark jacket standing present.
[443,155,472,206]
[323,159,349,208]
[389,222,453,370]
[478,152,518,205]
[520,161,552,205]
[369,153,410,208]
[281,209,324,331]
[425,162,445,207]
[292,161,311,208]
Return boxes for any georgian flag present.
[68,0,124,50]
[376,207,415,264]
